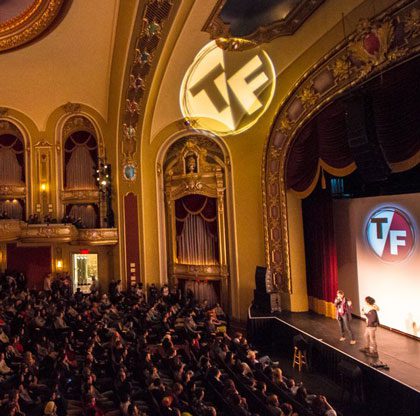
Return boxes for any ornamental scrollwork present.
[263,0,420,294]
[120,0,177,180]
[0,0,68,53]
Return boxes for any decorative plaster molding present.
[203,0,325,46]
[63,102,82,114]
[0,220,118,245]
[262,0,420,293]
[121,0,179,178]
[0,0,68,53]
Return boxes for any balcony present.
[0,220,118,245]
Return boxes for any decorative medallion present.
[123,164,137,181]
[0,0,69,53]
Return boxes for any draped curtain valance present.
[286,57,420,197]
[64,131,98,189]
[175,194,219,265]
[175,194,217,236]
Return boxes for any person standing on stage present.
[360,296,380,357]
[334,290,356,345]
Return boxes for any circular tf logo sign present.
[366,207,415,262]
[180,41,276,135]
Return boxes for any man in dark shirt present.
[360,296,380,358]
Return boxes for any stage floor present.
[249,308,420,392]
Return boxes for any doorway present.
[72,253,98,293]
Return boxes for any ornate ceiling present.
[203,0,325,44]
[0,0,120,129]
[0,0,69,53]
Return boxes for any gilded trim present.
[0,220,118,245]
[0,0,68,53]
[263,0,420,294]
[389,149,420,172]
[308,296,336,319]
[120,0,180,177]
[289,160,357,199]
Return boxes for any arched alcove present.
[156,131,238,314]
[0,120,27,220]
[59,115,104,228]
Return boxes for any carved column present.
[34,141,54,220]
[165,187,177,288]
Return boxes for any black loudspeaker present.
[253,290,281,312]
[253,290,271,311]
[338,360,362,380]
[344,94,391,183]
[255,266,267,293]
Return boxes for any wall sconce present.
[56,259,63,270]
[40,182,47,192]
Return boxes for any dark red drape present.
[369,58,420,164]
[287,57,420,192]
[6,244,51,290]
[175,195,218,237]
[124,193,140,284]
[302,185,338,303]
[286,102,353,193]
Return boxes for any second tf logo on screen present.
[366,207,415,262]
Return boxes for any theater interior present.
[0,1,419,416]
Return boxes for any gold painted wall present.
[132,0,396,322]
[0,0,401,320]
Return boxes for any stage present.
[247,307,420,416]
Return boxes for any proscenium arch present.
[156,128,240,317]
[262,1,420,305]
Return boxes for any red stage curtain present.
[6,244,51,290]
[286,102,354,194]
[302,185,338,317]
[369,58,420,165]
[286,123,319,193]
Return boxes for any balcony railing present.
[0,220,118,245]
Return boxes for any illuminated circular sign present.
[180,41,276,135]
[366,207,415,262]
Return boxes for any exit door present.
[72,253,98,293]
